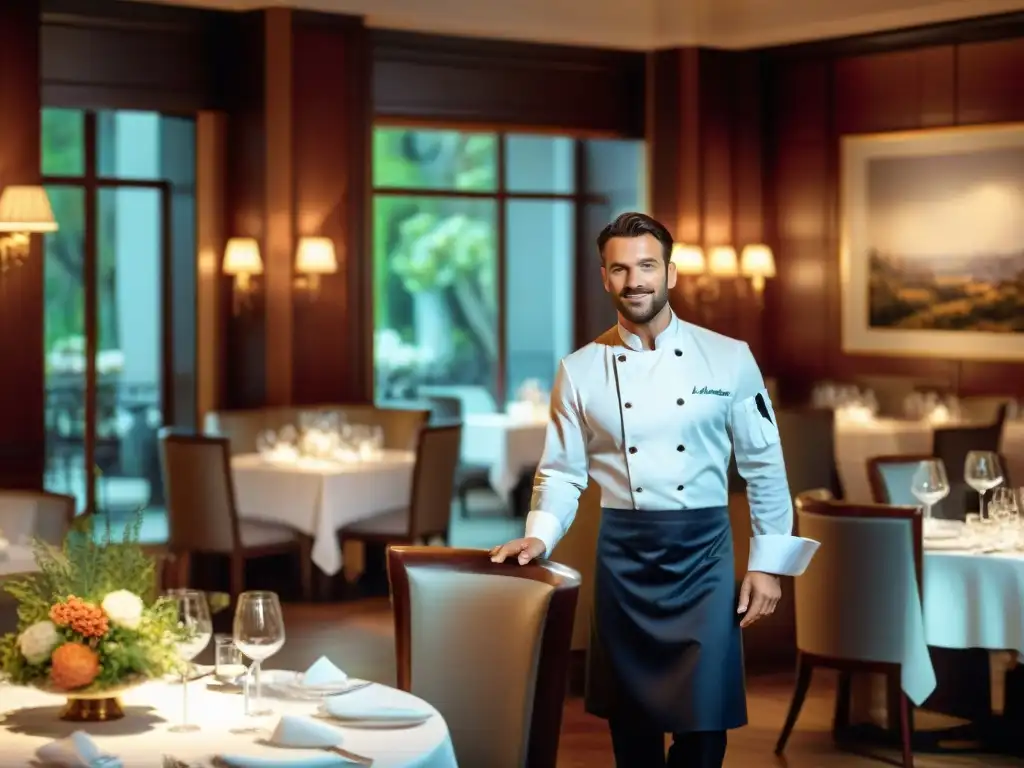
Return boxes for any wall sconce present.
[671,243,710,305]
[294,236,338,297]
[740,244,776,305]
[222,237,263,315]
[0,185,58,272]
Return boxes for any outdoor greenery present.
[372,128,500,397]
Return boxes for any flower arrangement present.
[0,514,185,695]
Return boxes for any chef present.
[490,212,818,768]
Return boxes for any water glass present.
[233,591,285,720]
[214,635,246,683]
[910,459,950,520]
[964,451,1004,520]
[166,589,213,733]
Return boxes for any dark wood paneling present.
[372,30,645,137]
[765,30,1024,396]
[651,49,766,351]
[292,14,372,404]
[40,0,225,111]
[220,11,267,409]
[0,0,44,488]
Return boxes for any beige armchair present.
[388,546,580,768]
[0,489,75,546]
[776,491,924,768]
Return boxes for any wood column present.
[219,10,372,411]
[0,0,43,488]
[648,48,768,359]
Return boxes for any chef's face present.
[601,234,677,325]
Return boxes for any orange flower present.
[50,642,100,690]
[49,595,109,638]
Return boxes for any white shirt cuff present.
[525,510,563,557]
[748,534,820,576]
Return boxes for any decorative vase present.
[60,695,125,722]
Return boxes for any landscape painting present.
[840,124,1024,360]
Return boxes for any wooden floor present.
[218,599,1024,768]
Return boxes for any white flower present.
[18,621,59,665]
[101,589,144,630]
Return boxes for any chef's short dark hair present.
[596,212,674,265]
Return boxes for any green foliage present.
[1,511,187,691]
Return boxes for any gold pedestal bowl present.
[38,679,145,722]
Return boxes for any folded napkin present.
[270,714,347,749]
[36,731,121,767]
[301,657,348,688]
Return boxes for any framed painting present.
[840,123,1024,361]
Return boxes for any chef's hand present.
[489,537,547,565]
[737,571,781,628]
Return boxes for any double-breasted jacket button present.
[674,349,682,357]
[617,354,626,362]
[635,487,643,493]
[628,446,638,454]
[677,485,684,491]
[677,445,685,452]
[676,398,684,405]
[624,402,632,409]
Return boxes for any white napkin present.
[301,657,348,688]
[36,731,121,767]
[270,714,347,749]
[323,690,431,722]
[215,756,348,768]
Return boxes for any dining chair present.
[158,433,313,600]
[0,489,75,546]
[387,546,581,768]
[339,424,461,548]
[776,490,923,768]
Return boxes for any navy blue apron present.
[584,505,747,733]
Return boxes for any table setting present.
[0,516,457,767]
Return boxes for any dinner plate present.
[319,700,433,729]
[260,670,371,699]
[924,538,974,551]
[923,519,964,541]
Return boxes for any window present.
[42,109,196,522]
[372,128,592,413]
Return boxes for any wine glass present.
[964,451,1004,521]
[910,459,950,521]
[166,589,212,733]
[233,591,285,719]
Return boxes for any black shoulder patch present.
[755,392,773,424]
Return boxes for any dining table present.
[0,675,458,767]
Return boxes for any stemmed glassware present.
[233,591,285,720]
[166,589,213,733]
[910,459,950,521]
[965,451,1004,521]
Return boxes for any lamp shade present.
[740,244,776,278]
[222,237,263,275]
[295,237,338,275]
[707,245,738,277]
[670,243,706,275]
[0,185,57,233]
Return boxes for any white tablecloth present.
[0,678,458,767]
[232,452,416,576]
[461,414,547,497]
[834,418,1024,503]
[924,547,1024,654]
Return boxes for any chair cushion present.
[238,520,299,549]
[343,508,409,537]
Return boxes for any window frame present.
[371,124,607,407]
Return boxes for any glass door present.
[42,108,184,519]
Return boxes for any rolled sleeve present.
[730,343,818,576]
[526,361,588,556]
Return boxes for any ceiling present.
[128,0,1024,49]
